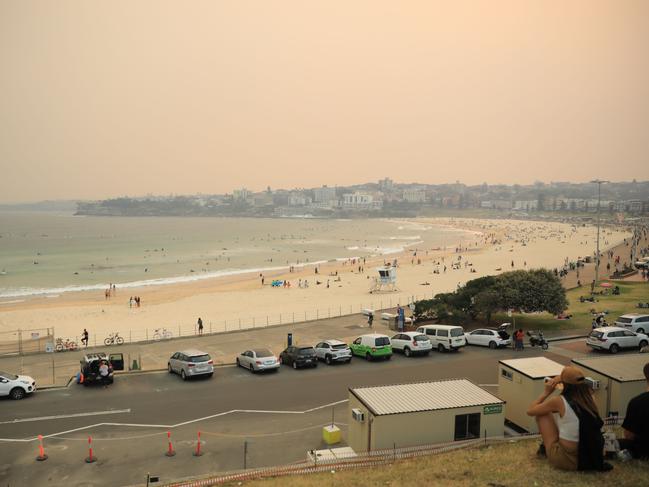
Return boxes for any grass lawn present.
[223,438,647,487]
[486,281,649,335]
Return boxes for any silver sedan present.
[236,348,280,373]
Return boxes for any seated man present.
[620,362,649,459]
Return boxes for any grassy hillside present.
[488,281,648,333]
[224,438,647,487]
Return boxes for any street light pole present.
[591,179,609,288]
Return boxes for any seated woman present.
[526,366,607,471]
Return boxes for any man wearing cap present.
[620,362,649,459]
[527,365,609,471]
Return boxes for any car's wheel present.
[9,387,25,400]
[249,363,255,373]
[639,340,648,350]
[438,344,445,353]
[325,355,332,365]
[181,370,187,381]
[609,343,620,354]
[167,363,173,374]
[637,328,645,335]
[365,353,372,361]
[404,347,411,357]
[292,361,298,370]
[489,341,497,349]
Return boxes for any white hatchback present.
[465,328,511,349]
[390,332,432,357]
[587,327,649,354]
[0,371,36,400]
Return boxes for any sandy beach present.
[0,218,631,343]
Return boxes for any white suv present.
[391,332,432,356]
[587,327,649,354]
[0,371,36,400]
[314,340,352,365]
[465,328,511,349]
[615,314,649,334]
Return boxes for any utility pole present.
[590,179,609,287]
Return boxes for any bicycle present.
[152,328,173,341]
[55,337,78,352]
[104,332,124,346]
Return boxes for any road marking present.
[0,409,131,425]
[0,400,348,442]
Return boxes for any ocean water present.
[0,212,473,298]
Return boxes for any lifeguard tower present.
[369,265,398,293]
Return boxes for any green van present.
[349,334,392,361]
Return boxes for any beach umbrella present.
[600,282,612,288]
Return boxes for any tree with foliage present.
[413,269,567,324]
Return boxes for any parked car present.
[0,371,36,400]
[615,314,649,334]
[168,349,214,380]
[314,340,352,364]
[416,324,466,352]
[390,332,432,356]
[587,327,649,354]
[465,327,511,349]
[80,352,124,386]
[279,346,318,369]
[236,348,280,373]
[349,334,392,361]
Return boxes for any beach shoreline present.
[0,218,632,342]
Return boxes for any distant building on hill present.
[402,189,427,203]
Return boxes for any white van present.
[615,314,649,334]
[416,324,466,352]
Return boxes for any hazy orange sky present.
[1,1,648,202]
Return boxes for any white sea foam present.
[0,260,330,299]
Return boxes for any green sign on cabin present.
[483,404,502,415]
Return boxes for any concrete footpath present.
[0,311,587,387]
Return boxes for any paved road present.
[0,345,571,487]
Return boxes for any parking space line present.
[0,409,131,425]
[0,400,349,442]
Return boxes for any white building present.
[233,188,251,200]
[378,177,394,191]
[402,189,427,203]
[342,192,383,209]
[288,193,311,206]
[513,200,538,211]
[314,185,337,203]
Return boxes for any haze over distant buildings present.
[75,178,649,218]
[1,2,648,202]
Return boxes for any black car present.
[279,346,318,369]
[80,352,124,386]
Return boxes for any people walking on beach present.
[129,296,133,308]
[81,328,89,347]
[197,317,203,335]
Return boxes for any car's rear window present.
[414,335,429,342]
[616,317,633,324]
[298,348,315,355]
[332,344,348,350]
[254,349,273,358]
[590,331,604,339]
[189,354,211,363]
[375,337,390,346]
[450,328,464,337]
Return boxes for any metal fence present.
[0,328,54,356]
[49,291,436,351]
